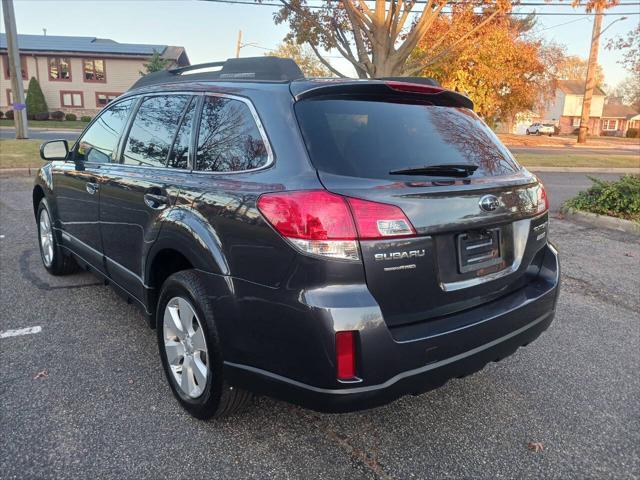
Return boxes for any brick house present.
[0,33,189,117]
[542,80,606,135]
[600,100,640,137]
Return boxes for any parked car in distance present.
[34,57,560,419]
[526,123,556,136]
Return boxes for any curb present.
[560,207,640,236]
[527,167,640,173]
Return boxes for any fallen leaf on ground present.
[33,369,48,380]
[528,442,544,452]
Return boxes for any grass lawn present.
[0,119,86,130]
[0,139,43,168]
[515,152,640,169]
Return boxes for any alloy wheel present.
[39,208,54,267]
[163,297,209,398]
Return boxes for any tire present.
[526,130,530,135]
[37,199,79,276]
[156,270,252,419]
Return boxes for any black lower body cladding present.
[202,243,560,412]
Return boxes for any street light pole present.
[578,12,626,144]
[235,30,243,58]
[2,0,28,139]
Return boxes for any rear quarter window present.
[295,99,520,180]
[195,96,269,172]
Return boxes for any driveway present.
[1,175,638,479]
[532,172,623,212]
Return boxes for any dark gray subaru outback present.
[34,57,559,419]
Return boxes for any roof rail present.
[129,57,305,91]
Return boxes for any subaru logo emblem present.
[479,194,500,212]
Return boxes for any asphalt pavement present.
[533,172,623,212]
[0,128,81,142]
[1,175,639,479]
[509,146,640,156]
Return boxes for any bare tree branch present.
[342,6,374,77]
[309,43,348,77]
[342,0,373,28]
[396,0,443,61]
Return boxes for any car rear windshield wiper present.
[389,164,479,178]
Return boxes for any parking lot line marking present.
[0,326,42,339]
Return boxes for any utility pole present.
[577,7,603,144]
[235,30,243,58]
[2,0,28,139]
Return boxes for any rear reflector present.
[335,331,357,380]
[257,190,416,260]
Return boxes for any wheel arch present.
[143,206,231,327]
[32,185,45,219]
[32,164,55,220]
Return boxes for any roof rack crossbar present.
[128,57,305,91]
[169,61,226,75]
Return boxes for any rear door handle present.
[86,182,99,195]
[144,193,168,209]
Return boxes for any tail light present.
[536,182,549,214]
[335,331,357,380]
[347,197,416,239]
[257,190,416,260]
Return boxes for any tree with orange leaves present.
[273,0,513,78]
[412,8,549,125]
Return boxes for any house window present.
[572,117,581,127]
[83,59,105,82]
[6,89,27,105]
[60,91,83,108]
[2,54,28,80]
[95,92,121,107]
[602,119,618,131]
[49,57,71,81]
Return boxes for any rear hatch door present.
[294,87,549,327]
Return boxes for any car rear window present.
[295,99,520,180]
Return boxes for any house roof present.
[557,79,606,97]
[602,102,640,119]
[0,33,185,60]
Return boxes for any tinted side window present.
[123,95,190,167]
[75,99,134,164]
[167,97,196,170]
[196,96,268,172]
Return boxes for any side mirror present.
[40,140,69,161]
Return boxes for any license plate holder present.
[457,228,502,274]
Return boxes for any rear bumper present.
[222,243,560,413]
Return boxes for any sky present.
[4,0,639,87]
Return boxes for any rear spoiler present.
[291,80,474,110]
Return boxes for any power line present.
[534,16,591,32]
[202,0,640,15]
